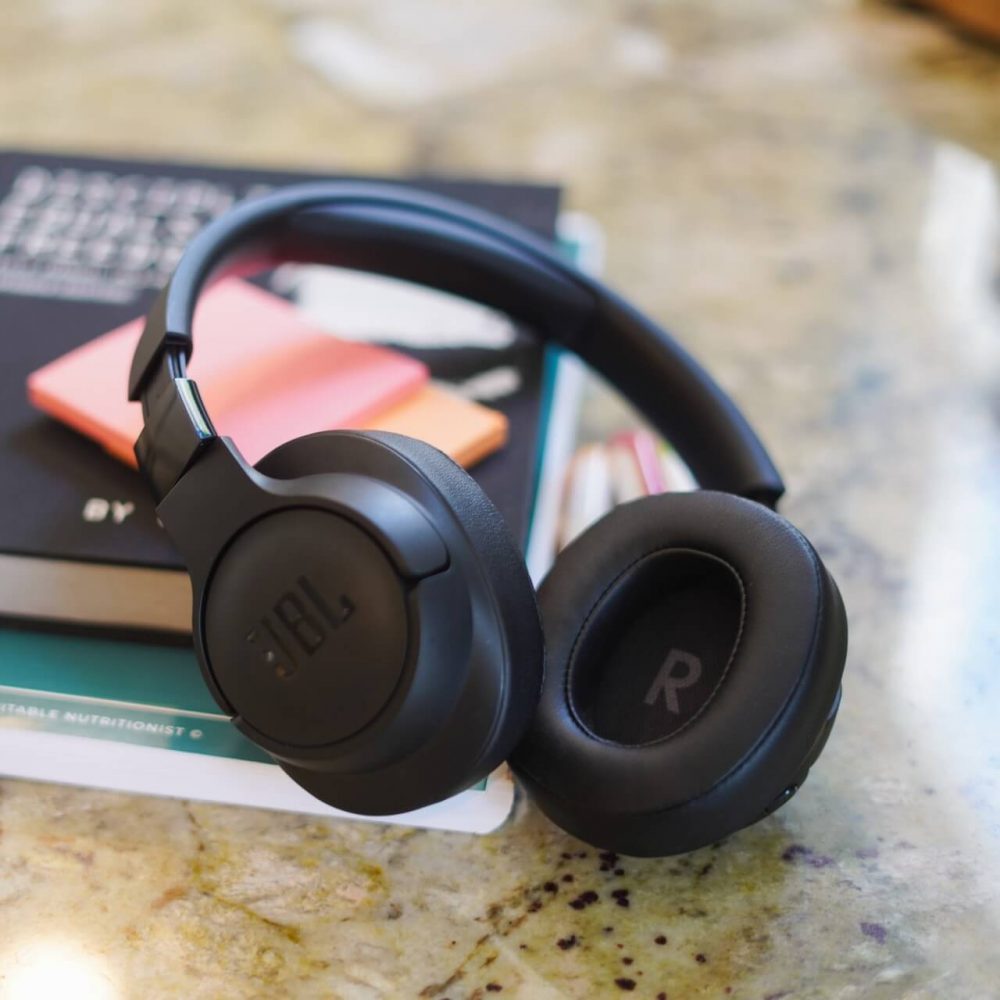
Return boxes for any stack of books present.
[0,150,592,835]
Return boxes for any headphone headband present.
[129,182,784,505]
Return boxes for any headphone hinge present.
[134,375,215,501]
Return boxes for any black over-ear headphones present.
[128,183,847,857]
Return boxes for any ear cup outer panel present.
[157,435,471,788]
[511,491,847,856]
[253,430,545,816]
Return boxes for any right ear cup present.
[244,429,545,816]
[510,491,846,856]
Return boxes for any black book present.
[0,150,561,637]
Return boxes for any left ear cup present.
[510,491,847,856]
[247,430,544,815]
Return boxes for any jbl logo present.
[245,576,354,679]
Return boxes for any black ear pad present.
[252,430,544,815]
[510,491,847,857]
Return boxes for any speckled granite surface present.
[1,1,999,997]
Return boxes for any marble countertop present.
[1,1,999,997]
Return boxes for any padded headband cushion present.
[129,183,784,505]
[510,490,847,856]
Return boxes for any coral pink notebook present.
[27,279,432,468]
